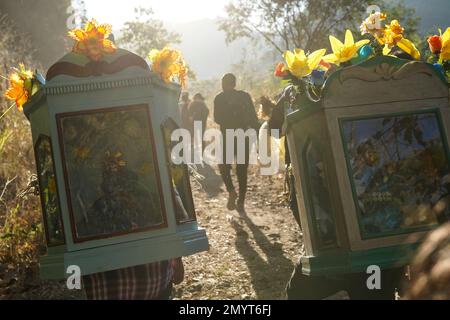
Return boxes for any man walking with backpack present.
[214,73,259,213]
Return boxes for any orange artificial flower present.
[319,59,332,70]
[428,35,443,54]
[4,64,34,112]
[4,73,28,112]
[274,62,289,77]
[68,19,117,61]
[377,19,421,60]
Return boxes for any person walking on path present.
[179,92,192,134]
[214,73,259,213]
[189,93,210,152]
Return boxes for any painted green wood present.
[300,243,420,276]
[286,56,450,276]
[40,228,208,279]
[323,56,448,97]
[24,49,209,280]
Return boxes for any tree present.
[383,0,421,42]
[117,7,181,57]
[219,0,420,53]
[0,0,71,68]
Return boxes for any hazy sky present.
[83,0,229,26]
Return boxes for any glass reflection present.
[35,136,65,246]
[342,112,450,238]
[59,106,165,240]
[161,118,196,223]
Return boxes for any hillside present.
[168,19,248,80]
[168,0,450,80]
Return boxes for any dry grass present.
[0,13,46,294]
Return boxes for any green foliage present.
[219,0,374,53]
[383,0,421,42]
[117,7,181,57]
[0,0,71,68]
[219,0,420,53]
[230,51,281,99]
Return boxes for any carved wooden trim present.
[339,61,434,84]
[45,76,153,95]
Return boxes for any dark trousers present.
[218,135,250,203]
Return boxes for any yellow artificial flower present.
[68,19,117,61]
[323,30,370,65]
[283,48,326,78]
[396,38,421,60]
[4,64,34,112]
[16,63,34,81]
[149,47,188,88]
[439,27,450,63]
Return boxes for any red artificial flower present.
[428,35,443,54]
[319,59,332,70]
[274,62,289,77]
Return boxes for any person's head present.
[222,73,237,92]
[404,223,450,300]
[181,92,190,103]
[193,93,205,102]
[258,96,275,120]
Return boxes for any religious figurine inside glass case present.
[57,105,166,241]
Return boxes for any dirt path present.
[174,164,303,300]
[1,165,303,300]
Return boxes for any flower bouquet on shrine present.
[274,11,449,110]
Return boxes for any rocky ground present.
[0,164,304,300]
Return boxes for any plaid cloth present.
[83,260,174,300]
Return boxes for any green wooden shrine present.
[286,56,450,277]
[24,48,209,279]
